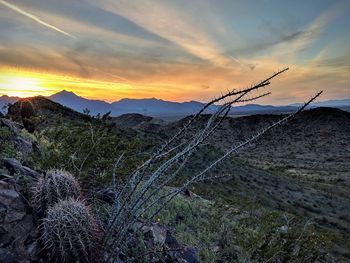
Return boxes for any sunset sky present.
[0,0,349,104]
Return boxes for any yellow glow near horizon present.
[0,68,201,102]
[0,77,45,97]
[0,68,136,101]
[0,70,53,97]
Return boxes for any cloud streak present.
[92,0,235,68]
[0,0,75,38]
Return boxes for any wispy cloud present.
[226,29,321,58]
[0,0,75,38]
[268,1,349,60]
[92,0,235,68]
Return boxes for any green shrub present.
[0,126,17,159]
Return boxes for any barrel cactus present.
[32,170,81,216]
[41,199,101,263]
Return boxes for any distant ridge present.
[49,90,111,115]
[0,95,20,112]
[1,91,350,117]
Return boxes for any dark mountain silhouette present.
[48,90,111,115]
[1,90,350,117]
[291,98,350,108]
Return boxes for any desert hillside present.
[1,97,349,262]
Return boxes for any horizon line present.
[1,90,349,107]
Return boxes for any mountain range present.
[1,90,350,117]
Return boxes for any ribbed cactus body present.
[32,170,81,216]
[41,199,101,263]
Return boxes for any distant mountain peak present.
[53,90,78,97]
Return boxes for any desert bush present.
[32,169,81,216]
[41,198,101,263]
[32,119,148,187]
[0,126,17,158]
[20,99,37,133]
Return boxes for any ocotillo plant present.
[102,68,323,262]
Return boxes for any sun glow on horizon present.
[0,70,54,98]
[0,77,45,98]
[0,68,209,103]
[0,69,135,101]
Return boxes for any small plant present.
[32,169,81,216]
[41,198,101,263]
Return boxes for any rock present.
[14,136,34,158]
[142,223,167,246]
[164,230,199,263]
[0,189,26,222]
[0,248,16,263]
[3,158,39,179]
[138,223,199,263]
[0,118,36,158]
[0,169,12,180]
[0,118,23,134]
[175,247,198,263]
[0,182,38,262]
[165,229,180,249]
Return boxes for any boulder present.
[0,181,38,262]
[0,118,23,135]
[0,189,26,222]
[3,158,39,179]
[0,181,40,262]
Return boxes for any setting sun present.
[0,72,50,98]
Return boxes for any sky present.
[0,0,349,104]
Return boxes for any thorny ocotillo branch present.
[103,68,289,252]
[115,90,323,254]
[103,69,323,262]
